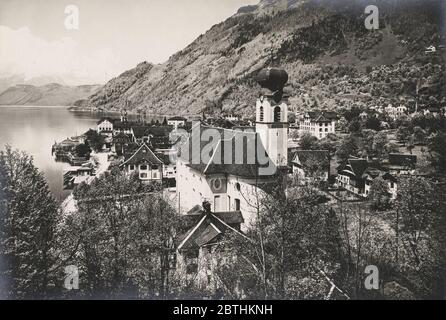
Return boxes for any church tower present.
[255,68,289,167]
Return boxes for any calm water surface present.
[0,106,104,201]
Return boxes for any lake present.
[0,106,109,201]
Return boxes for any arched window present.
[274,106,281,122]
[259,106,264,122]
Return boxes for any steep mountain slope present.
[76,0,445,117]
[0,83,101,106]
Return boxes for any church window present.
[259,106,264,122]
[274,106,281,122]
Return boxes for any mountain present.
[0,83,101,106]
[75,0,445,117]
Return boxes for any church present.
[175,68,290,227]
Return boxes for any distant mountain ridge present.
[0,83,101,106]
[74,0,445,116]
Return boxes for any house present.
[396,106,408,117]
[63,166,95,189]
[120,143,164,182]
[337,158,398,199]
[224,114,240,122]
[291,150,330,183]
[176,67,289,227]
[363,169,398,199]
[336,159,369,195]
[384,153,417,175]
[132,125,173,148]
[113,132,133,156]
[175,202,246,291]
[113,121,133,135]
[425,45,436,53]
[132,126,152,145]
[299,111,337,140]
[168,116,187,129]
[97,118,114,136]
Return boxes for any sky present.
[0,0,258,85]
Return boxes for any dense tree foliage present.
[0,146,60,299]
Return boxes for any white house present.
[120,143,164,182]
[97,118,114,135]
[168,116,187,129]
[299,111,337,140]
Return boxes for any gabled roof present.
[177,211,245,251]
[339,159,368,178]
[348,159,368,177]
[292,150,330,170]
[306,111,338,122]
[178,123,278,179]
[120,143,163,167]
[132,125,173,138]
[168,116,187,121]
[97,118,114,125]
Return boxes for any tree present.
[373,132,389,162]
[427,133,446,174]
[396,126,410,146]
[0,146,60,299]
[215,177,346,300]
[413,126,426,145]
[66,169,179,298]
[85,129,105,152]
[395,176,445,298]
[348,120,361,133]
[300,133,318,150]
[368,177,391,211]
[336,135,359,166]
[365,116,381,131]
[75,143,91,159]
[162,117,168,125]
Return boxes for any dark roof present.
[120,143,163,167]
[389,154,417,167]
[348,159,368,177]
[177,211,245,251]
[292,150,330,170]
[97,118,114,125]
[114,132,132,141]
[339,159,368,178]
[132,125,173,139]
[168,116,187,121]
[113,121,133,130]
[306,111,338,122]
[179,123,278,179]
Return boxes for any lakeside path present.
[60,152,110,216]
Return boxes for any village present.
[48,66,446,298]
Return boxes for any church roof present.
[178,123,278,179]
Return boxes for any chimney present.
[202,201,212,214]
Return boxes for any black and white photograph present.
[0,0,445,305]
